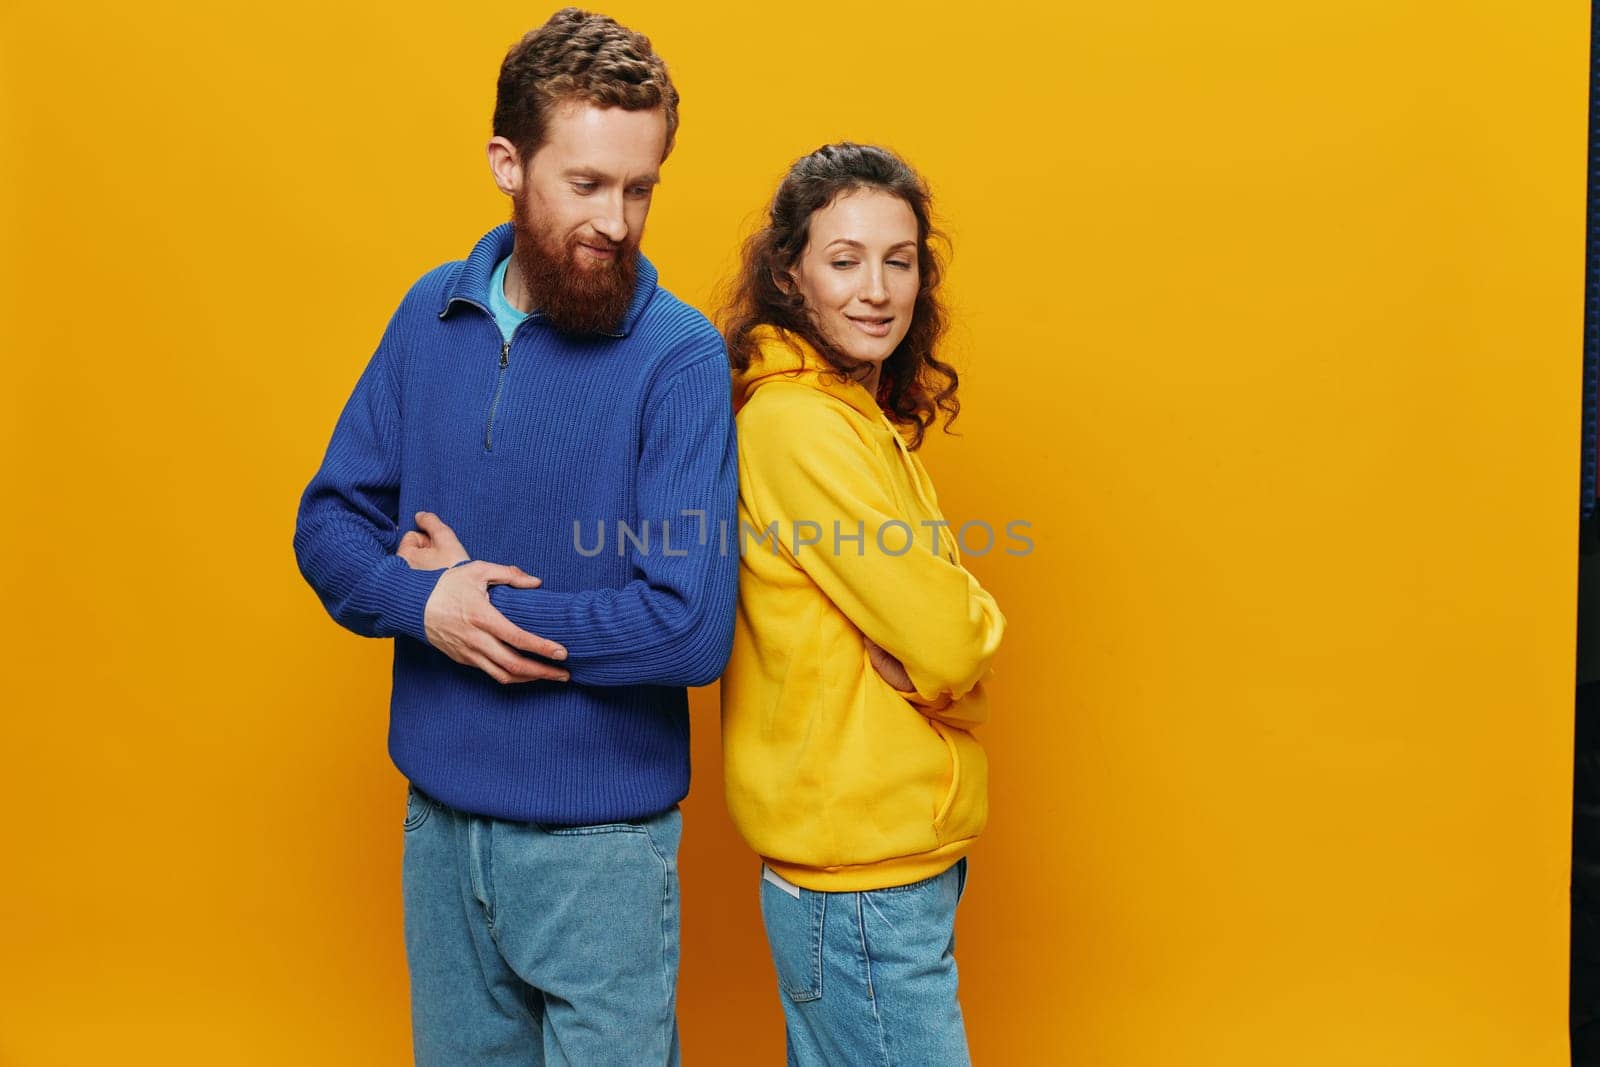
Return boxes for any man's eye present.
[572,181,597,194]
[628,186,651,198]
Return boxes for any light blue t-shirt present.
[488,256,531,342]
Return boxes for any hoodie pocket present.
[929,720,962,831]
[857,643,966,857]
[929,720,988,847]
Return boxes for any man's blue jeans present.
[401,783,683,1066]
[759,858,972,1066]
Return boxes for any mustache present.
[570,233,625,254]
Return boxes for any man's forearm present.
[294,510,442,643]
[486,572,736,687]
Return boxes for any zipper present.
[484,338,511,451]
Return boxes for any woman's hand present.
[397,511,471,570]
[864,637,915,693]
[866,636,955,711]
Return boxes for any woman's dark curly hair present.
[721,143,959,449]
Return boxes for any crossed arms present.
[293,317,739,688]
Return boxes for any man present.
[293,9,736,1064]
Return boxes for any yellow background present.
[0,1,1586,1063]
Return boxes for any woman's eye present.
[831,260,857,269]
[888,259,912,269]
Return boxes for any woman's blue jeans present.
[759,859,972,1066]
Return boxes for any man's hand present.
[398,511,471,571]
[402,511,567,684]
[424,563,570,684]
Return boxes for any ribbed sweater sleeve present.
[293,303,443,642]
[487,349,740,687]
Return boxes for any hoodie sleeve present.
[739,387,1005,707]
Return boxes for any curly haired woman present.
[720,142,1006,1066]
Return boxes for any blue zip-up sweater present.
[294,224,738,824]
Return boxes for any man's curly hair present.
[493,8,680,165]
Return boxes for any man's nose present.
[592,194,628,243]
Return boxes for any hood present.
[733,327,944,523]
[732,326,885,421]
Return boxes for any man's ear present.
[487,137,524,197]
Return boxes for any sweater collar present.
[438,223,659,338]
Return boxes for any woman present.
[721,142,1006,1066]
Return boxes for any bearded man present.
[292,10,736,1064]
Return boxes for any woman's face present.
[790,187,920,367]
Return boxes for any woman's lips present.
[846,316,892,338]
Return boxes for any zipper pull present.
[499,340,510,368]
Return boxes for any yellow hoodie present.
[722,327,1006,891]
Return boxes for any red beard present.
[510,194,638,337]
